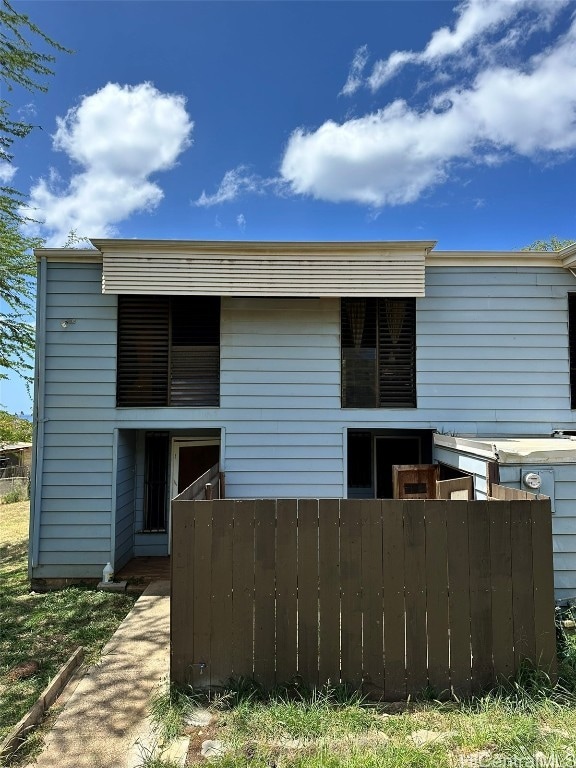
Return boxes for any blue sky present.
[3,0,576,412]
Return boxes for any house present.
[0,442,32,498]
[29,239,576,598]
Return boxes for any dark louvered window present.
[569,294,576,409]
[117,296,220,407]
[342,297,416,408]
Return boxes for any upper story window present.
[341,297,416,408]
[117,296,220,407]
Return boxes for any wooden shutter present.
[341,297,416,408]
[377,298,416,407]
[569,293,576,409]
[117,296,169,407]
[170,297,220,406]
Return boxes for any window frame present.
[341,297,417,409]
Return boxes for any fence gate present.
[171,498,556,699]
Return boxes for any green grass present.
[176,655,576,768]
[0,501,137,754]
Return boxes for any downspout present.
[29,256,47,573]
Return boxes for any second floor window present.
[341,297,416,408]
[117,295,220,407]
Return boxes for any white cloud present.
[280,14,576,207]
[236,213,246,231]
[0,161,16,184]
[368,0,569,90]
[340,45,369,96]
[194,166,262,207]
[24,82,193,245]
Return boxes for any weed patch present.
[0,501,136,759]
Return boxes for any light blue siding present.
[220,297,344,498]
[33,261,576,592]
[114,430,135,570]
[35,262,116,579]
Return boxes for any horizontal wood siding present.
[37,263,116,578]
[221,298,344,498]
[114,430,135,570]
[36,262,576,591]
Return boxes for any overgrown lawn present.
[0,501,136,747]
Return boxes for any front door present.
[169,438,220,551]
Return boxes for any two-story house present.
[29,239,576,598]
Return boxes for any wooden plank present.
[297,499,319,687]
[446,501,471,698]
[468,501,493,694]
[318,498,341,686]
[511,500,536,672]
[425,501,450,698]
[393,465,439,500]
[340,499,363,689]
[361,500,384,695]
[382,501,406,701]
[403,500,428,698]
[489,500,514,683]
[254,499,276,688]
[531,499,558,681]
[232,500,255,680]
[487,461,500,497]
[276,499,298,684]
[170,503,195,684]
[210,501,234,686]
[436,476,473,500]
[192,501,213,686]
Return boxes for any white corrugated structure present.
[94,239,432,297]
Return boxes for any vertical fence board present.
[170,497,555,698]
[318,499,341,686]
[361,500,384,694]
[511,500,536,671]
[170,503,195,684]
[425,501,450,698]
[404,501,428,697]
[469,501,493,693]
[232,500,255,680]
[192,502,213,686]
[446,501,471,698]
[276,499,298,684]
[298,499,319,687]
[489,501,514,682]
[382,501,406,700]
[210,502,234,685]
[531,500,558,681]
[254,500,276,688]
[341,499,363,689]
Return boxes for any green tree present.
[0,408,32,443]
[522,236,575,252]
[0,0,69,381]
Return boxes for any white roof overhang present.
[92,239,434,298]
[435,434,576,465]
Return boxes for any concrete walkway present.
[27,581,173,768]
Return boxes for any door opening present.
[347,429,433,499]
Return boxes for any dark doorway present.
[376,436,422,499]
[347,429,434,499]
[177,443,220,494]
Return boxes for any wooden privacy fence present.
[171,498,556,699]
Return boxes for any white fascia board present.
[428,251,561,268]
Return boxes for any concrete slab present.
[26,580,171,768]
